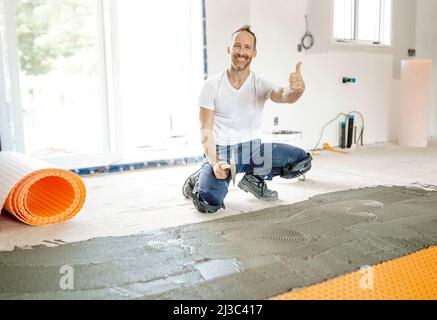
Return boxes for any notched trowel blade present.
[230,148,237,186]
[230,163,236,186]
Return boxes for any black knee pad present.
[281,153,313,180]
[193,198,225,214]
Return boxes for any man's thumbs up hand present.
[296,62,302,73]
[289,62,305,92]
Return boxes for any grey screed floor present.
[0,140,436,299]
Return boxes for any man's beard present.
[232,55,252,71]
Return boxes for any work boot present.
[193,197,225,214]
[238,173,278,201]
[182,168,201,199]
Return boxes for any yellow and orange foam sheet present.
[0,152,86,226]
[272,246,437,300]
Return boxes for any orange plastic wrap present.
[0,152,86,226]
[272,246,437,300]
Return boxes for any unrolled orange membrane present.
[0,152,86,226]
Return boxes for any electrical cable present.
[312,113,347,152]
[311,111,365,152]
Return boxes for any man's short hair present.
[231,25,257,49]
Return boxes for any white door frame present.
[1,0,25,152]
[104,0,125,155]
[0,1,12,151]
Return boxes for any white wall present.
[205,0,430,149]
[392,0,417,80]
[251,0,395,149]
[391,0,417,142]
[416,0,437,137]
[205,0,251,77]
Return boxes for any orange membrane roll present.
[272,246,437,300]
[0,152,86,226]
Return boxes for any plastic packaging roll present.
[399,60,432,147]
[0,152,86,226]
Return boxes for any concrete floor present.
[0,139,436,252]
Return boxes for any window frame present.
[1,0,25,152]
[0,1,11,151]
[330,0,394,50]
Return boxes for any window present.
[333,0,392,46]
[115,0,203,153]
[15,0,109,157]
[0,0,205,168]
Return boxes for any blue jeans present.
[193,139,310,208]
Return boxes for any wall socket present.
[408,49,416,57]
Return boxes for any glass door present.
[1,0,204,168]
[1,0,112,167]
[115,0,204,160]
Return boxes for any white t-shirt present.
[198,70,275,146]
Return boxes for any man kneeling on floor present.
[183,25,313,214]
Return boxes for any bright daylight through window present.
[333,0,392,46]
[0,0,204,167]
